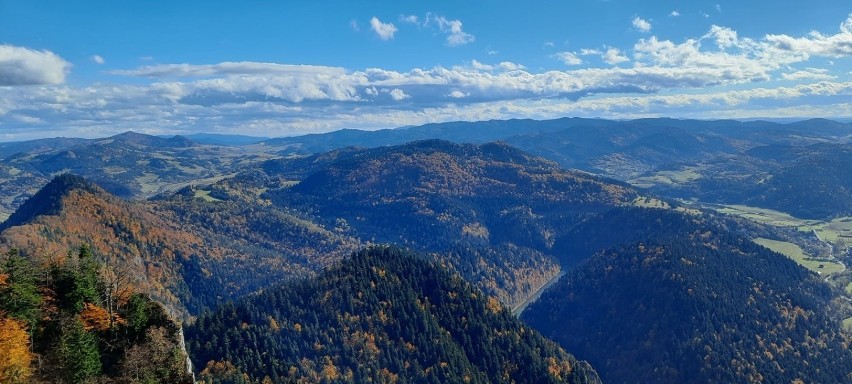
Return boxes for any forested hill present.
[0,174,361,317]
[186,247,601,384]
[524,208,852,384]
[253,140,639,306]
[0,245,193,383]
[645,142,852,220]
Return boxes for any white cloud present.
[110,62,347,78]
[633,17,652,33]
[91,55,105,65]
[497,62,525,71]
[388,88,409,100]
[554,52,583,65]
[431,14,475,46]
[0,44,71,86]
[400,15,419,24]
[465,60,524,72]
[670,11,680,17]
[602,48,629,65]
[544,41,555,48]
[469,60,493,71]
[781,68,836,81]
[705,25,739,49]
[370,17,397,40]
[765,14,852,58]
[716,4,722,13]
[5,17,852,139]
[398,13,475,46]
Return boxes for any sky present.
[1,1,851,140]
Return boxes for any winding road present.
[512,270,566,317]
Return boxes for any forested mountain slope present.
[0,175,359,317]
[250,140,639,306]
[524,209,852,384]
[187,247,601,384]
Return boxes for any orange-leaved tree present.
[0,314,33,384]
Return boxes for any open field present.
[193,189,222,202]
[629,167,703,188]
[714,204,821,227]
[711,203,851,255]
[844,318,852,333]
[754,238,844,274]
[809,217,852,245]
[631,196,671,209]
[712,204,852,243]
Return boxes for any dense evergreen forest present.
[0,245,193,383]
[186,247,601,384]
[524,209,852,384]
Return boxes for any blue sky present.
[1,1,851,140]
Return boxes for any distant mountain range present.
[2,118,851,382]
[1,117,849,221]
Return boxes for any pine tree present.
[0,249,41,328]
[57,318,102,383]
[73,244,100,309]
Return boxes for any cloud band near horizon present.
[0,15,851,140]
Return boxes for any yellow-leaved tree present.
[0,315,33,384]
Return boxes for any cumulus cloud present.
[497,62,525,71]
[602,48,629,65]
[554,52,583,65]
[765,14,852,58]
[370,17,397,40]
[91,55,105,64]
[5,16,852,139]
[633,17,652,33]
[0,44,71,86]
[670,11,680,17]
[470,60,493,71]
[388,88,409,100]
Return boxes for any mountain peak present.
[0,174,103,230]
[105,131,197,148]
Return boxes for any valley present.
[6,4,852,382]
[1,117,851,383]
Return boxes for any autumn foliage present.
[0,315,33,384]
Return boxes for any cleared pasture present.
[753,237,843,274]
